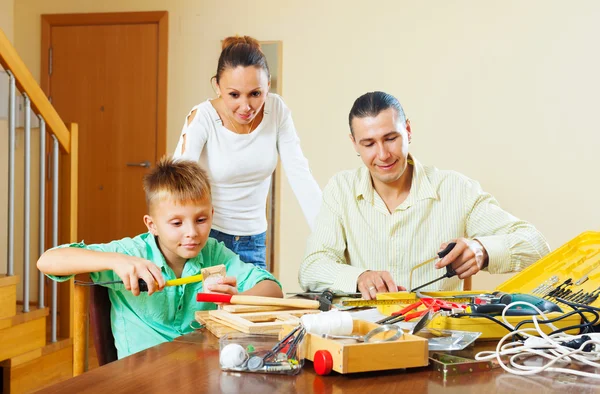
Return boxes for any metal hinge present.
[48,47,53,76]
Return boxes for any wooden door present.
[43,13,168,244]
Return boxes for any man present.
[299,91,549,299]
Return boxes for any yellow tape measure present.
[341,296,474,307]
[341,299,413,307]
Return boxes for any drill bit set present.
[538,278,600,305]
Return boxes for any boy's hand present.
[111,255,165,296]
[206,276,238,295]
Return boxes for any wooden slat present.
[0,28,70,152]
[221,304,288,313]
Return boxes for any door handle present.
[126,160,151,168]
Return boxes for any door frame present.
[39,12,168,339]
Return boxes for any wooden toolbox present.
[281,320,429,374]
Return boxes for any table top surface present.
[38,330,600,394]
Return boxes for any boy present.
[37,157,283,358]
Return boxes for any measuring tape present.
[340,299,414,307]
[341,296,475,307]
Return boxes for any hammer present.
[196,289,334,311]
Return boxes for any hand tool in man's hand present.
[196,293,322,309]
[410,243,457,293]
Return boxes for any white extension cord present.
[474,301,600,379]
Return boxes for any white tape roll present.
[301,310,353,336]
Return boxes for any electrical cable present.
[474,301,600,379]
[74,280,122,286]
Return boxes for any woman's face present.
[217,66,270,124]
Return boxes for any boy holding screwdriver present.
[37,157,282,358]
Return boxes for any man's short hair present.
[143,156,211,209]
[348,91,407,135]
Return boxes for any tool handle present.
[391,301,423,316]
[231,295,320,309]
[404,310,428,322]
[137,274,205,292]
[195,293,320,309]
[438,242,457,259]
[196,293,233,303]
[438,243,457,278]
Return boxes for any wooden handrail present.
[0,27,71,153]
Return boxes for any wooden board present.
[195,311,240,338]
[208,309,320,334]
[221,304,289,313]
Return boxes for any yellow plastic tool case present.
[376,231,600,339]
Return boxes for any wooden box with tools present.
[374,231,600,339]
[280,320,429,375]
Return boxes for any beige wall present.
[0,0,14,42]
[11,1,600,293]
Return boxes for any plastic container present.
[219,333,304,375]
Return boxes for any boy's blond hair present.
[143,157,211,209]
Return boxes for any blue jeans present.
[209,229,267,270]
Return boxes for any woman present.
[174,36,322,269]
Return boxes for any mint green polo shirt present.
[48,233,280,359]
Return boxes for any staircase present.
[1,25,80,393]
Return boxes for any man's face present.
[350,108,412,188]
[144,197,213,267]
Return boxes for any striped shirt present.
[299,156,550,293]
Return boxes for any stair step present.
[0,275,19,287]
[0,307,49,362]
[0,305,49,330]
[1,339,73,393]
[1,337,72,367]
[0,275,19,320]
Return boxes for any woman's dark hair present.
[348,91,406,135]
[214,36,270,84]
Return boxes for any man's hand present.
[357,271,405,300]
[110,255,166,296]
[206,276,239,296]
[436,238,489,279]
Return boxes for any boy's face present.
[144,197,213,267]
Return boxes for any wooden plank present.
[0,28,70,152]
[221,304,288,313]
[208,310,318,334]
[196,312,248,337]
[0,318,46,361]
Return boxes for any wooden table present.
[38,330,599,394]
